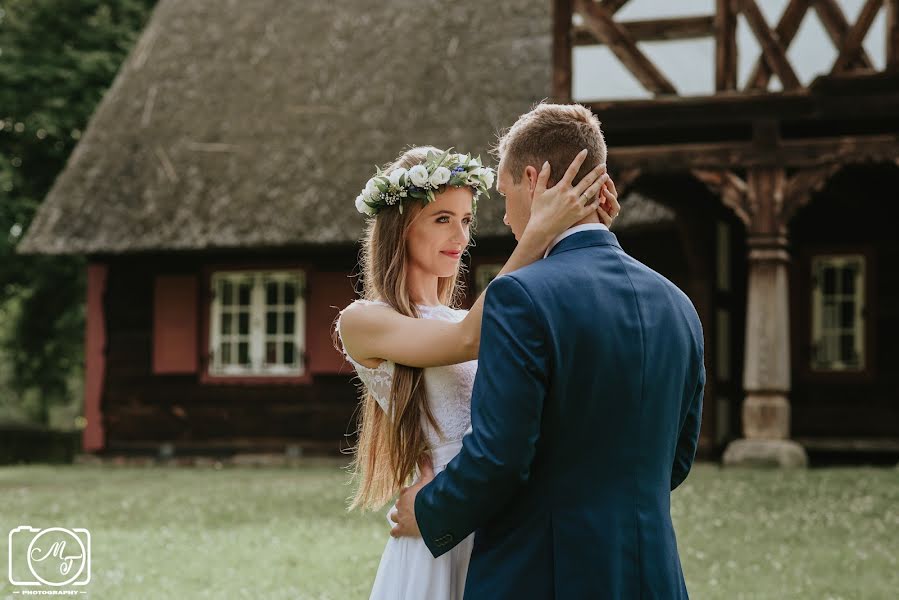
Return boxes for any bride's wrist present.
[521,218,555,246]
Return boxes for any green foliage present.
[0,0,156,422]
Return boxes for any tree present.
[0,0,156,424]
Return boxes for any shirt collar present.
[543,223,610,259]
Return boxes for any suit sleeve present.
[414,274,549,558]
[671,357,705,491]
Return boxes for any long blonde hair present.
[339,146,469,510]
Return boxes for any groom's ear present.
[524,165,540,195]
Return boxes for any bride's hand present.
[527,149,617,239]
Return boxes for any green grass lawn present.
[1,462,896,599]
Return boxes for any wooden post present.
[722,166,808,467]
[553,0,573,102]
[888,0,899,70]
[716,0,737,91]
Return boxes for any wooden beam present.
[573,16,715,45]
[601,0,631,13]
[588,77,899,130]
[573,0,678,95]
[553,0,574,102]
[889,0,899,69]
[746,0,809,91]
[829,0,882,73]
[780,164,842,223]
[608,133,899,170]
[813,0,875,71]
[693,169,751,225]
[716,0,738,91]
[738,0,802,89]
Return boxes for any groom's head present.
[495,102,606,239]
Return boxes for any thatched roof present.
[18,0,556,255]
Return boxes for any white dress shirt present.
[543,223,610,259]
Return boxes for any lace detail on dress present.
[335,299,477,449]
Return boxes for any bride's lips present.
[441,250,462,259]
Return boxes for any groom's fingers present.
[558,148,589,187]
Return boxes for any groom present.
[391,102,705,599]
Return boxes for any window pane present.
[840,301,854,328]
[841,266,856,294]
[822,267,836,295]
[266,311,278,335]
[238,312,250,335]
[284,342,295,365]
[266,280,278,305]
[221,312,232,335]
[266,341,277,364]
[221,343,232,364]
[284,311,295,335]
[840,334,855,364]
[822,301,837,328]
[238,282,252,306]
[222,280,233,305]
[238,342,249,365]
[284,283,296,305]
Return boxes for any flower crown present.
[355,148,495,217]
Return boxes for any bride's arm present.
[339,153,619,369]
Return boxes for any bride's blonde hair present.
[339,146,469,510]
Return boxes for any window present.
[810,255,865,372]
[474,264,503,297]
[208,270,306,376]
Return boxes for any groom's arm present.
[414,274,548,558]
[671,358,705,491]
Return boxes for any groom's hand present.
[389,454,435,539]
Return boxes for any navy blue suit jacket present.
[415,229,705,599]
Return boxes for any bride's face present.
[406,187,474,278]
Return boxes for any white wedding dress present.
[336,299,477,600]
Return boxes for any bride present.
[335,145,618,599]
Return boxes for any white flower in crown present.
[355,148,494,217]
[483,169,495,189]
[429,166,451,187]
[364,178,380,200]
[409,164,430,187]
[355,193,376,216]
[388,168,407,188]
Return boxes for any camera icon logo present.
[8,526,91,587]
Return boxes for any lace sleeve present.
[335,302,393,413]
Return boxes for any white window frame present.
[474,264,504,297]
[810,254,865,372]
[208,270,306,377]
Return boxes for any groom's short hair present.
[496,102,606,187]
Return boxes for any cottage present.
[18,0,899,463]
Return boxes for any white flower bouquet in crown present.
[355,148,495,217]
